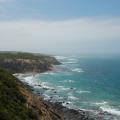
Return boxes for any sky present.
[0,0,120,56]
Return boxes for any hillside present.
[0,68,63,120]
[0,52,60,73]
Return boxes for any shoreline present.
[14,73,96,120]
[14,72,120,120]
[1,52,120,120]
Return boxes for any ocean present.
[18,55,120,120]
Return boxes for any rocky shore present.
[14,72,95,120]
[0,52,94,120]
[45,101,94,120]
[24,89,94,120]
[15,73,95,120]
[20,79,94,120]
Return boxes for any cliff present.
[0,52,61,73]
[0,68,63,120]
[0,52,93,120]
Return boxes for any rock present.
[48,102,94,120]
[43,88,49,90]
[37,84,41,87]
[66,102,69,105]
[51,88,55,91]
[0,52,61,73]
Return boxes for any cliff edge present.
[0,68,63,120]
[0,52,60,73]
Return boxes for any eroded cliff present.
[0,52,60,73]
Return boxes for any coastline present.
[1,52,117,119]
[14,73,95,120]
[15,69,120,120]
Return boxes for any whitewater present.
[16,55,120,120]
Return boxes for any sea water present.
[19,55,120,120]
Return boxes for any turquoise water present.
[20,55,120,120]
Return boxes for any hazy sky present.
[0,0,120,55]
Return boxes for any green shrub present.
[0,68,36,120]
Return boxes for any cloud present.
[0,17,120,54]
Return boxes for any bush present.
[0,68,36,120]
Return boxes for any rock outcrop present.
[0,52,61,73]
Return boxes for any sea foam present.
[63,79,75,83]
[68,95,79,100]
[100,105,120,116]
[76,90,91,94]
[55,56,66,60]
[72,68,84,72]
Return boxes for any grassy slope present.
[0,52,60,64]
[0,68,63,120]
[0,68,36,120]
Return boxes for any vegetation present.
[0,52,61,73]
[0,52,63,120]
[0,52,60,64]
[0,52,50,60]
[0,68,36,120]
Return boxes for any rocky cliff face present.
[0,52,61,73]
[0,68,63,120]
